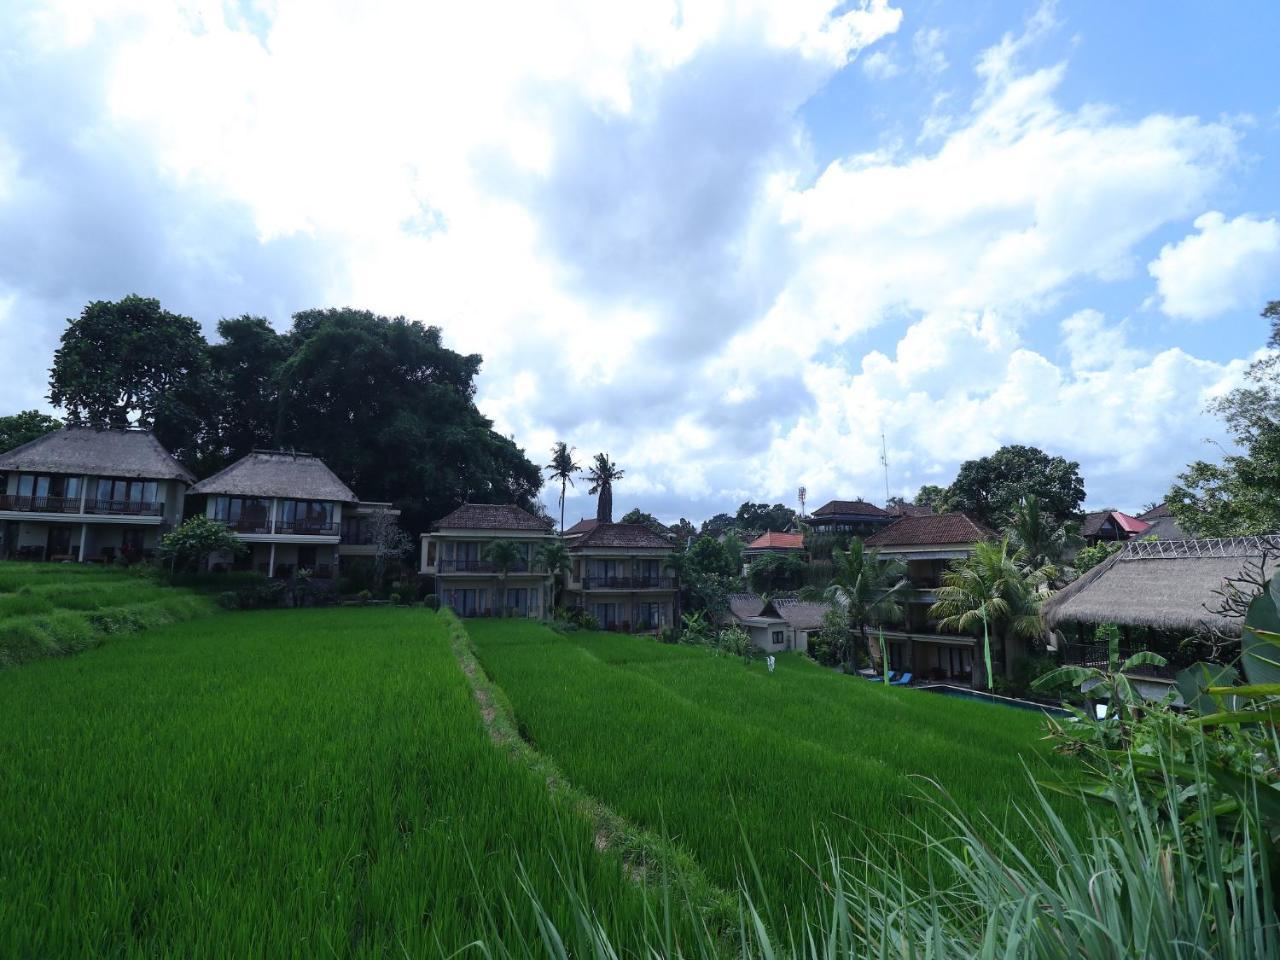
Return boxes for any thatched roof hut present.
[1043,536,1279,637]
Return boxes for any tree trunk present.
[596,483,612,523]
[559,481,567,534]
[865,624,883,673]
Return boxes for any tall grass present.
[0,607,696,956]
[0,561,213,666]
[468,620,1081,929]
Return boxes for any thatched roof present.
[1043,536,1279,636]
[189,451,358,502]
[0,427,194,482]
[729,593,767,620]
[772,598,830,631]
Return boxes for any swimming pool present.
[918,684,1071,718]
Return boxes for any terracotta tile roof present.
[564,518,599,536]
[812,499,889,517]
[745,531,805,550]
[1081,509,1150,538]
[0,427,194,483]
[569,522,673,550]
[889,503,934,517]
[433,503,553,531]
[864,513,996,547]
[189,450,355,501]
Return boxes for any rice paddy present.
[467,620,1077,926]
[0,607,681,957]
[0,562,213,667]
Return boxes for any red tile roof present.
[864,513,996,547]
[569,523,673,550]
[812,499,889,517]
[434,503,553,531]
[564,518,599,536]
[745,531,805,550]
[888,503,934,517]
[1082,509,1150,538]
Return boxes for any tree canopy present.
[734,501,797,535]
[1168,300,1280,537]
[586,453,624,524]
[943,445,1085,527]
[0,410,61,454]
[915,484,948,512]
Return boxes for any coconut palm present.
[544,442,580,534]
[586,452,624,524]
[805,539,910,673]
[535,540,570,614]
[930,537,1052,690]
[484,539,523,615]
[1004,494,1078,574]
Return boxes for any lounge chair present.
[889,672,913,686]
[867,671,897,683]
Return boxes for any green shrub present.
[423,593,440,610]
[0,592,54,618]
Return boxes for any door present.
[46,526,73,560]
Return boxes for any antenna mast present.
[798,485,807,519]
[879,431,890,505]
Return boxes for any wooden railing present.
[1061,642,1179,681]
[0,495,162,516]
[275,520,338,536]
[582,576,675,590]
[84,498,163,516]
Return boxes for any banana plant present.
[1033,626,1168,722]
[1198,572,1280,724]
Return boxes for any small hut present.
[1043,536,1278,689]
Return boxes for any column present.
[268,542,276,579]
[78,523,87,563]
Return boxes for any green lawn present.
[0,561,213,666]
[0,608,678,957]
[468,620,1080,927]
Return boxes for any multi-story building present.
[805,499,896,539]
[419,503,557,617]
[562,522,676,632]
[337,500,403,572]
[188,450,359,578]
[864,513,996,683]
[741,531,805,568]
[0,427,192,563]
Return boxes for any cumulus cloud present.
[1148,211,1280,320]
[0,0,1260,523]
[861,48,901,80]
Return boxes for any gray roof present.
[1142,516,1188,541]
[772,599,831,631]
[434,503,552,532]
[189,451,357,502]
[569,523,672,550]
[0,427,193,482]
[1043,536,1279,636]
[729,593,767,620]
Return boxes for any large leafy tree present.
[620,508,670,538]
[0,410,60,454]
[944,444,1085,527]
[930,538,1052,689]
[203,316,292,470]
[915,484,948,512]
[746,552,807,594]
[669,518,698,542]
[545,442,580,533]
[1004,494,1079,573]
[699,512,738,539]
[808,539,910,672]
[535,540,571,612]
[275,308,542,534]
[1168,301,1280,537]
[48,295,212,461]
[586,453,624,524]
[734,501,797,535]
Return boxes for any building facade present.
[0,428,192,563]
[727,593,825,653]
[420,503,557,617]
[563,523,676,632]
[189,450,359,578]
[337,501,403,572]
[864,513,997,683]
[805,499,896,539]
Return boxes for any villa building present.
[1081,509,1150,545]
[0,428,193,563]
[1137,502,1188,541]
[420,503,557,617]
[865,513,997,683]
[338,500,403,571]
[805,499,895,539]
[742,531,805,564]
[188,450,358,578]
[563,522,676,632]
[728,593,826,653]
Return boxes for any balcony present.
[1061,642,1179,681]
[224,517,273,534]
[582,575,675,590]
[275,520,338,536]
[0,495,163,517]
[438,559,537,574]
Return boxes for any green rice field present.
[0,562,213,667]
[468,620,1077,926]
[0,608,679,957]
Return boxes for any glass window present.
[17,475,33,496]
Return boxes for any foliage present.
[158,516,246,573]
[914,483,948,512]
[535,540,570,609]
[585,451,623,524]
[198,316,292,475]
[544,441,580,533]
[619,507,670,537]
[931,538,1052,689]
[48,295,212,463]
[698,512,738,539]
[0,410,61,455]
[808,605,852,668]
[669,517,697,542]
[806,539,909,672]
[734,501,797,535]
[1169,301,1280,537]
[365,507,413,583]
[483,540,523,608]
[1004,493,1080,572]
[1074,538,1123,573]
[1034,627,1169,722]
[943,444,1086,527]
[746,552,807,593]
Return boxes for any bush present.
[423,593,440,611]
[216,591,241,611]
[389,592,402,605]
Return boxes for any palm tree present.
[484,539,522,615]
[1004,494,1078,574]
[535,540,570,614]
[806,539,910,673]
[929,538,1052,690]
[545,442,580,534]
[586,452,624,524]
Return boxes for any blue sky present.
[1,1,1277,524]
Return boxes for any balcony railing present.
[276,520,338,536]
[1061,642,1179,681]
[582,575,675,590]
[223,517,273,533]
[438,559,537,574]
[0,495,163,516]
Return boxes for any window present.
[771,630,785,648]
[278,500,333,530]
[213,497,270,530]
[635,602,661,628]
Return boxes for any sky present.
[1,0,1277,526]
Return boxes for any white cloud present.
[912,27,948,75]
[1148,211,1280,320]
[861,48,901,80]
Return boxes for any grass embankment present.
[0,608,685,957]
[468,620,1080,929]
[0,562,213,667]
